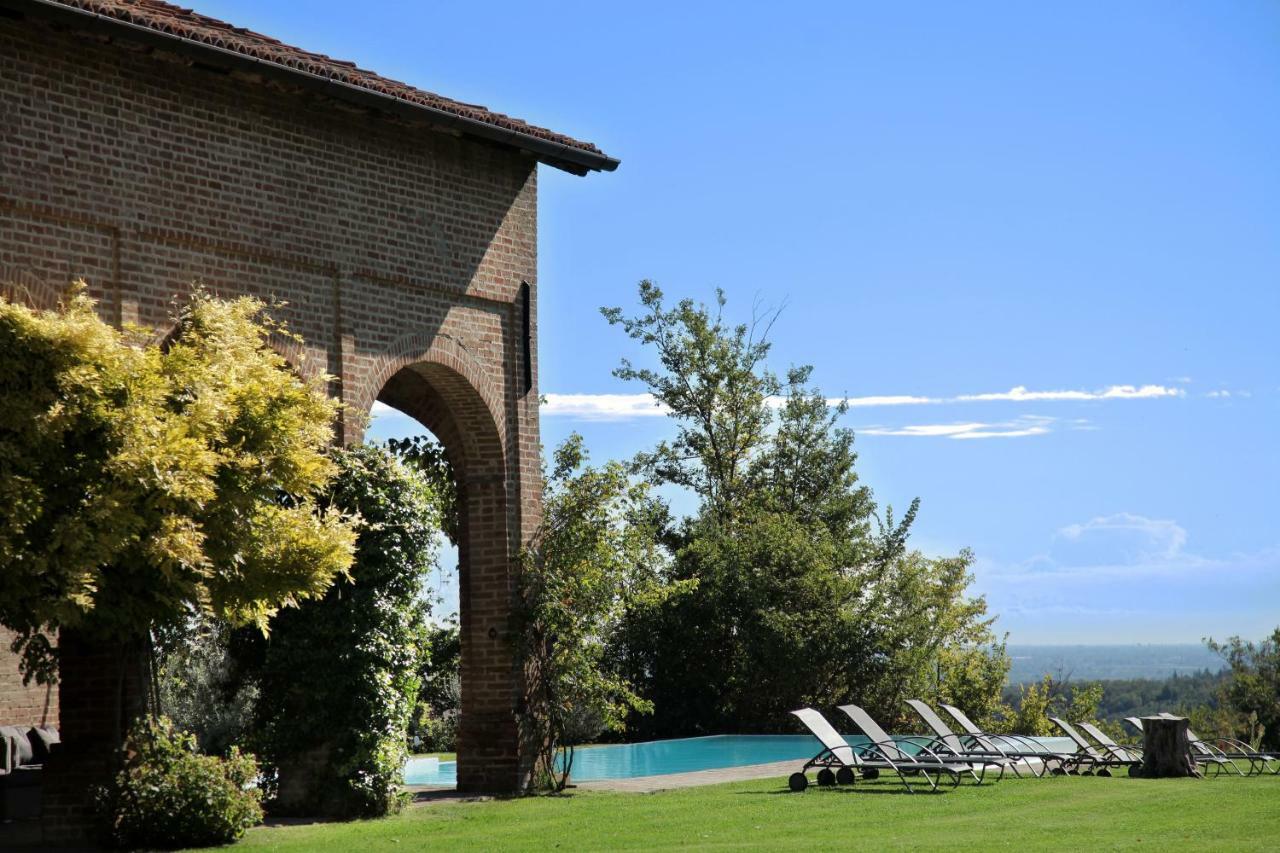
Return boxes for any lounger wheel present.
[788,772,809,792]
[1096,768,1111,778]
[836,767,856,785]
[816,768,836,787]
[862,768,879,780]
[1127,764,1140,778]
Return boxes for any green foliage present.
[409,620,460,753]
[1005,676,1054,736]
[1207,627,1280,750]
[235,445,440,817]
[519,435,682,791]
[602,283,778,521]
[96,716,263,850]
[155,618,260,756]
[996,674,1108,736]
[0,285,355,681]
[931,638,1012,729]
[601,283,1006,736]
[387,434,458,545]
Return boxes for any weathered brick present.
[0,8,553,837]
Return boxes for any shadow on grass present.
[741,783,927,797]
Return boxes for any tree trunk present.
[1137,715,1201,778]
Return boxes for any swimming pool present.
[403,733,1080,787]
[405,735,822,786]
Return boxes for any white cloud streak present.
[1057,512,1188,560]
[953,384,1183,403]
[541,393,671,421]
[538,383,1183,421]
[859,416,1056,440]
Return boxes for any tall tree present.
[234,446,441,817]
[519,435,680,790]
[0,285,356,682]
[602,282,1008,735]
[1207,628,1280,751]
[603,282,778,522]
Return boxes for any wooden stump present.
[1137,715,1201,778]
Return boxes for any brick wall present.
[0,628,57,728]
[0,8,544,832]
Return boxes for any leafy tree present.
[387,434,458,546]
[233,445,440,817]
[602,283,1006,736]
[1207,628,1280,750]
[519,435,681,791]
[154,618,260,757]
[602,283,778,522]
[409,619,461,754]
[996,674,1108,737]
[1003,675,1055,736]
[0,285,355,682]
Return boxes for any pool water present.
[407,734,855,787]
[403,733,1080,787]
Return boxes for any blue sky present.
[207,1,1279,644]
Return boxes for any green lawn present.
[197,773,1280,851]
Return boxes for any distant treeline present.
[1002,669,1227,722]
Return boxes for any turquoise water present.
[404,733,1079,787]
[405,735,824,786]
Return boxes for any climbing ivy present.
[234,445,441,817]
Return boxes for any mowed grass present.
[193,772,1280,851]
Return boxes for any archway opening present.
[365,360,523,793]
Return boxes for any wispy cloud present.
[859,415,1056,440]
[833,394,937,408]
[981,512,1229,583]
[1057,512,1187,561]
[970,512,1280,641]
[542,393,671,421]
[953,384,1183,403]
[540,383,1184,421]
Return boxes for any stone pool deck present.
[405,759,801,799]
[576,759,799,792]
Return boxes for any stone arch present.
[356,329,525,792]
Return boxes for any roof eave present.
[5,0,620,175]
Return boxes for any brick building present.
[0,0,615,837]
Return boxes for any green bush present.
[234,445,441,817]
[96,716,262,849]
[156,617,260,757]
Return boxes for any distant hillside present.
[1006,644,1225,684]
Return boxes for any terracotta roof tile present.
[38,0,611,165]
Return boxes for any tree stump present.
[1137,715,1201,778]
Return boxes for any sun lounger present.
[1078,722,1144,764]
[939,703,1078,775]
[788,708,862,791]
[838,704,984,790]
[1050,717,1140,776]
[904,700,1029,778]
